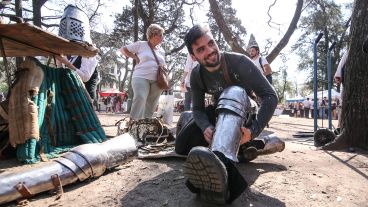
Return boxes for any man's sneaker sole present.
[183,146,228,204]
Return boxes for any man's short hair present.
[250,45,260,52]
[184,24,210,55]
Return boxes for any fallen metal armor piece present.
[116,117,174,145]
[0,133,137,205]
[8,57,44,147]
[116,117,177,158]
[255,134,285,155]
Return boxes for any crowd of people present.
[287,97,342,120]
[98,94,127,113]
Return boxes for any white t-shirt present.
[125,41,166,81]
[252,56,269,74]
[184,53,198,88]
[303,99,311,108]
[335,51,348,79]
[69,55,99,82]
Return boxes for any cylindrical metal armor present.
[256,134,285,156]
[0,133,137,205]
[210,86,251,162]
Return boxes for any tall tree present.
[293,0,350,91]
[272,54,294,102]
[208,0,303,63]
[323,0,368,150]
[32,0,47,27]
[207,0,247,54]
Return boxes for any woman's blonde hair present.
[146,24,165,40]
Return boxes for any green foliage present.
[292,0,351,91]
[0,81,8,93]
[272,54,294,103]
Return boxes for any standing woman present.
[119,24,165,120]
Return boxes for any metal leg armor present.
[210,86,251,162]
[256,134,285,156]
[0,133,137,205]
[239,134,285,162]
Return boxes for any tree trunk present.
[208,0,303,63]
[322,0,368,150]
[208,0,247,54]
[15,0,23,68]
[32,0,41,27]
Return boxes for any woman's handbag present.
[148,42,169,90]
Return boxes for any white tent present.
[306,89,341,100]
[285,96,304,102]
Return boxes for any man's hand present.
[240,127,252,145]
[203,126,215,144]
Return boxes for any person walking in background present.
[303,98,311,118]
[310,98,314,118]
[119,24,165,120]
[249,45,273,84]
[180,53,198,111]
[104,95,112,113]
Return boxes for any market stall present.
[0,23,104,163]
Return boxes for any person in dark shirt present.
[175,25,278,204]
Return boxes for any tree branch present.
[167,42,186,55]
[267,0,281,31]
[208,0,247,54]
[88,0,102,23]
[266,0,303,63]
[165,0,185,34]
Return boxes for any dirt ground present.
[1,113,368,207]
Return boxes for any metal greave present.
[210,86,251,162]
[211,111,245,162]
[0,133,137,205]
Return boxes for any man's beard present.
[200,51,220,67]
[250,54,256,59]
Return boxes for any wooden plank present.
[0,23,98,57]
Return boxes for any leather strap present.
[221,53,232,85]
[15,182,33,198]
[51,174,64,198]
[147,42,160,67]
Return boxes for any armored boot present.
[238,134,285,162]
[183,147,229,204]
[183,86,251,204]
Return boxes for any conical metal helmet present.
[58,5,92,44]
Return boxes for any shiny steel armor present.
[58,5,91,44]
[256,134,285,156]
[0,133,137,205]
[211,86,251,162]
